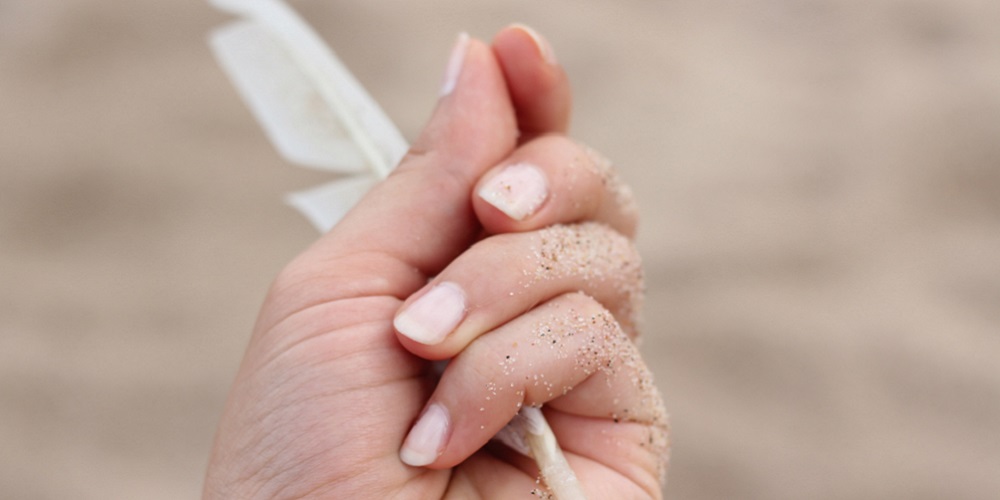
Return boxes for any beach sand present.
[2,1,998,498]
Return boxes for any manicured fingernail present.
[400,404,450,467]
[440,32,470,96]
[511,23,557,65]
[477,162,549,221]
[394,282,466,345]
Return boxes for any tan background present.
[2,0,999,498]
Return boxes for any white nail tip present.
[394,282,466,345]
[477,162,549,221]
[440,32,470,96]
[400,404,450,467]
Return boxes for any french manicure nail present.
[394,282,466,345]
[511,23,557,65]
[400,403,450,467]
[477,162,549,221]
[440,32,470,96]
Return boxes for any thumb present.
[296,35,518,295]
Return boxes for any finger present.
[473,135,639,238]
[266,35,518,322]
[329,35,514,274]
[492,24,571,137]
[398,292,668,484]
[392,222,643,358]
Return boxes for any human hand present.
[203,26,668,499]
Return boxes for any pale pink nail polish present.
[394,282,466,345]
[477,162,549,221]
[440,32,470,96]
[400,403,450,467]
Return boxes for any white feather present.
[208,1,584,497]
[211,20,366,172]
[209,0,406,231]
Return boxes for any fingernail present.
[511,23,557,65]
[477,162,549,221]
[440,32,470,96]
[394,282,466,345]
[400,403,450,467]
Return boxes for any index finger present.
[492,24,572,138]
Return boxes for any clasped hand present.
[204,26,668,499]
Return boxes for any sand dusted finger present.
[393,222,644,359]
[398,292,668,496]
[473,135,639,238]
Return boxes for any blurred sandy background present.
[2,0,999,498]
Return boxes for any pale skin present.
[203,26,669,499]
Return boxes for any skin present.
[203,26,668,499]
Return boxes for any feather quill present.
[208,1,584,497]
